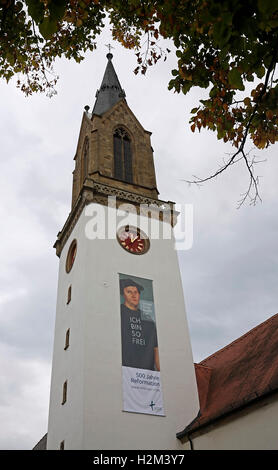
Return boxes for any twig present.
[185,49,277,206]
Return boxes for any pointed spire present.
[92,53,126,116]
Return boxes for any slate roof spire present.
[92,53,126,116]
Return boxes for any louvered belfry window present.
[113,128,133,183]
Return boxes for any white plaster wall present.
[189,396,278,450]
[47,203,199,450]
[47,218,87,449]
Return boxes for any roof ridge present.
[200,313,278,365]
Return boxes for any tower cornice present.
[54,178,177,257]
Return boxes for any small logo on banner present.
[148,400,163,414]
[149,400,155,411]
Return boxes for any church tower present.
[46,53,199,450]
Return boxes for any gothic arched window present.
[113,128,133,183]
[81,137,89,183]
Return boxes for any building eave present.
[177,387,278,441]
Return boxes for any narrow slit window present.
[113,132,122,180]
[64,328,70,350]
[81,137,89,183]
[62,380,67,405]
[67,285,72,304]
[123,137,132,183]
[113,128,133,183]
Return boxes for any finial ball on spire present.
[105,43,114,60]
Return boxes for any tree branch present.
[185,49,278,206]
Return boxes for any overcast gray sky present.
[0,25,277,450]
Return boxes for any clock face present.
[117,226,150,255]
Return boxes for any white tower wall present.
[47,203,199,450]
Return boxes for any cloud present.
[0,343,50,450]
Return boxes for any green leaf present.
[6,53,15,66]
[25,0,44,24]
[182,82,192,94]
[168,79,180,92]
[212,14,232,47]
[225,119,234,131]
[217,128,225,140]
[257,0,278,16]
[209,87,217,98]
[168,79,175,90]
[256,65,265,79]
[228,69,245,90]
[48,0,67,23]
[39,18,58,39]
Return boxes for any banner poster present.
[119,273,165,416]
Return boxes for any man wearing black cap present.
[120,278,160,371]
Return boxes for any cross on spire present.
[105,43,115,53]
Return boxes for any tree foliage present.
[1,0,278,203]
[0,0,105,95]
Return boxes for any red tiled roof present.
[182,313,278,435]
